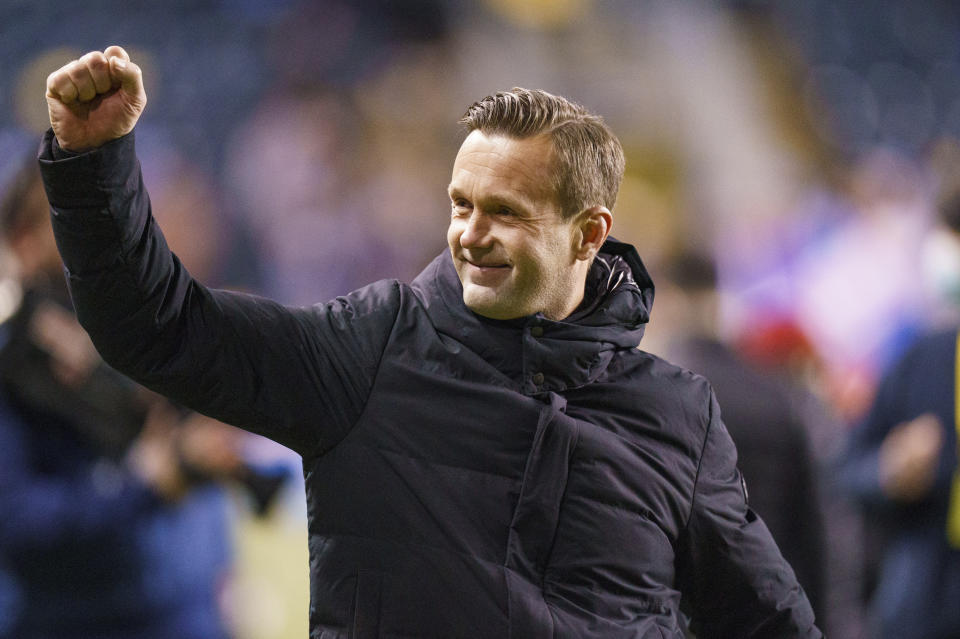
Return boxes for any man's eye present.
[497,207,514,217]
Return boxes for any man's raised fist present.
[45,45,147,152]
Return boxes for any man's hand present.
[45,45,146,152]
[879,413,944,502]
[126,400,188,502]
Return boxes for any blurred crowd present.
[3,0,960,637]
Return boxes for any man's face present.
[447,131,581,320]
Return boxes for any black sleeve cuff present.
[49,134,81,161]
[37,129,139,209]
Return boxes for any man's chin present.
[462,288,515,320]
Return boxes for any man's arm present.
[676,392,821,638]
[40,47,399,457]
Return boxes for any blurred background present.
[3,0,960,637]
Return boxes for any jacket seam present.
[681,389,714,534]
[538,417,581,587]
[303,280,403,463]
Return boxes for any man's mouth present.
[467,260,509,269]
[462,258,511,281]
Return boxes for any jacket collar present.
[410,238,655,393]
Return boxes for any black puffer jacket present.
[40,131,820,638]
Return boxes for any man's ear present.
[573,206,612,261]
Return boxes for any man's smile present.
[466,259,509,269]
[461,257,511,285]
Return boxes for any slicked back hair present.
[459,88,625,219]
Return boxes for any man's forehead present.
[454,130,554,159]
[449,131,556,198]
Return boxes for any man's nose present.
[459,210,492,248]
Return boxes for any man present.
[40,46,820,637]
[840,184,960,638]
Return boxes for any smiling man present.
[447,129,606,321]
[38,47,820,637]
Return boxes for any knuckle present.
[52,73,71,90]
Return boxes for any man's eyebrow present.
[455,188,528,209]
[447,183,536,213]
[486,192,532,212]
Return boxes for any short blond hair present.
[460,88,625,218]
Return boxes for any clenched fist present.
[45,45,146,152]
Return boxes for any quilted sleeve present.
[676,390,822,638]
[39,130,399,458]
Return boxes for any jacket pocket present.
[352,569,383,639]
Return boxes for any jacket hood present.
[410,237,655,393]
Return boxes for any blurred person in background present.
[37,46,820,637]
[736,317,869,639]
[657,251,826,623]
[839,182,960,638]
[223,89,405,306]
[0,157,285,638]
[0,157,233,638]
